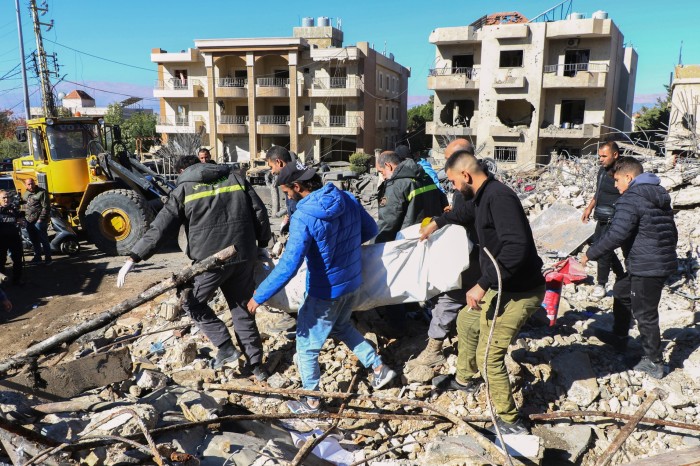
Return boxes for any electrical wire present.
[63,79,159,101]
[45,39,157,73]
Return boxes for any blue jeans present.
[26,220,51,259]
[296,290,383,391]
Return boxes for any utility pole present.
[29,0,57,118]
[15,0,31,120]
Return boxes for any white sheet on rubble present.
[255,224,472,313]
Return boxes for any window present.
[499,50,523,67]
[452,54,474,73]
[46,124,101,161]
[560,100,585,125]
[304,105,310,112]
[379,72,383,89]
[378,105,383,121]
[564,49,590,76]
[494,146,517,163]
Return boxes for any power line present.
[63,79,159,101]
[45,39,157,73]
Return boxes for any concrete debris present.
[79,404,157,438]
[552,352,600,407]
[533,424,593,463]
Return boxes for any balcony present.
[429,26,479,45]
[256,115,290,135]
[256,78,290,98]
[427,67,479,91]
[491,24,529,40]
[539,123,602,139]
[426,121,474,137]
[308,76,363,98]
[154,78,205,98]
[490,125,526,138]
[546,18,612,39]
[217,115,249,135]
[543,63,608,88]
[493,76,527,89]
[308,115,362,136]
[156,116,206,134]
[151,48,200,63]
[216,78,248,98]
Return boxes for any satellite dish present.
[57,92,66,100]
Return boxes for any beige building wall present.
[667,65,700,154]
[427,15,637,168]
[151,24,410,164]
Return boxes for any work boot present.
[405,338,446,370]
[632,357,665,379]
[210,340,241,369]
[592,328,629,353]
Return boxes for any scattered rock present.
[552,352,600,407]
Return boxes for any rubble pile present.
[1,156,699,465]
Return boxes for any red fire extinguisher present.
[542,278,563,327]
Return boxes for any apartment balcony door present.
[176,105,189,126]
[173,69,188,89]
[564,50,590,77]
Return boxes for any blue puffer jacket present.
[587,173,678,277]
[417,158,444,193]
[254,183,378,303]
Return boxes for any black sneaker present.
[287,397,324,414]
[371,365,397,390]
[209,341,241,369]
[633,357,664,379]
[592,328,629,352]
[44,257,52,265]
[251,365,269,382]
[432,374,479,394]
[30,256,42,264]
[487,417,528,435]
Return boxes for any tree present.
[104,103,124,127]
[0,109,25,139]
[104,104,157,153]
[401,96,434,153]
[632,85,671,148]
[0,139,25,159]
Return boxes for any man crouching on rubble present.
[428,150,545,435]
[117,155,272,380]
[583,157,678,379]
[247,161,397,414]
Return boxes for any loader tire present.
[85,189,153,256]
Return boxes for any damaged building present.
[666,64,700,157]
[151,17,410,163]
[426,9,637,166]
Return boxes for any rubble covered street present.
[1,154,700,466]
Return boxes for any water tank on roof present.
[592,10,609,19]
[317,16,330,27]
[568,12,585,19]
[302,17,314,27]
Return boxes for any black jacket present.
[593,166,620,221]
[131,163,271,264]
[471,176,544,292]
[587,173,677,277]
[0,204,22,237]
[376,159,446,243]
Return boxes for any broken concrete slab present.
[1,347,132,399]
[530,201,596,256]
[79,404,157,438]
[670,185,700,207]
[551,352,600,407]
[533,424,593,463]
[170,367,216,388]
[623,445,700,465]
[200,432,331,466]
[421,434,542,465]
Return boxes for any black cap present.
[276,160,316,187]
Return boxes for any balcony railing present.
[311,115,362,128]
[543,62,609,74]
[256,78,289,87]
[218,115,249,124]
[158,116,191,126]
[217,77,247,88]
[257,115,290,124]
[429,67,478,79]
[154,78,204,90]
[311,76,361,89]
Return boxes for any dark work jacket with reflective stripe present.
[130,163,271,264]
[376,159,446,243]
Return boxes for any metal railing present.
[543,62,609,74]
[257,115,290,124]
[218,115,249,124]
[256,78,290,87]
[429,67,478,79]
[155,78,203,90]
[311,76,361,89]
[217,77,247,88]
[159,116,191,126]
[310,115,362,128]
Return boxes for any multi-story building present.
[30,90,152,119]
[151,18,410,163]
[426,10,637,167]
[666,64,700,156]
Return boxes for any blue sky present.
[1,0,698,115]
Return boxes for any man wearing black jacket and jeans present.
[584,157,677,379]
[116,156,272,379]
[432,150,545,435]
[582,141,625,298]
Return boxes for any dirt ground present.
[0,185,280,360]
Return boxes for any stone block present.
[551,352,600,407]
[533,424,593,463]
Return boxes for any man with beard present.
[582,141,626,298]
[436,150,545,435]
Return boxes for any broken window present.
[564,49,590,76]
[561,100,585,125]
[494,146,517,163]
[452,55,474,73]
[496,99,534,127]
[682,112,696,130]
[440,100,476,126]
[499,50,523,67]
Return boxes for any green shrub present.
[349,152,372,174]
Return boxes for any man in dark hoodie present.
[116,156,272,379]
[248,161,397,414]
[584,157,678,379]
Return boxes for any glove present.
[117,260,135,288]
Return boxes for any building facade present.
[427,11,637,167]
[666,65,700,156]
[152,19,410,163]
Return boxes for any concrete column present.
[289,52,299,154]
[204,54,219,161]
[247,52,257,160]
[314,137,321,163]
